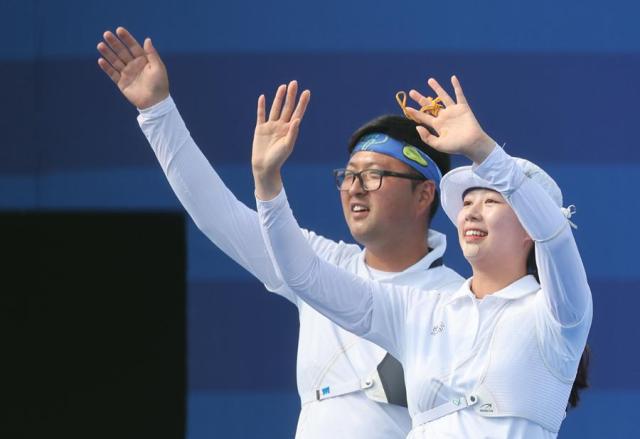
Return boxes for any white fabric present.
[137,96,464,439]
[257,146,592,438]
[440,152,570,229]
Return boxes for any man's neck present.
[364,238,430,272]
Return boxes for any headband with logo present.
[352,133,442,186]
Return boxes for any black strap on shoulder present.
[429,257,443,269]
[426,247,444,269]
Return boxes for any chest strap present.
[300,255,445,407]
[300,378,374,405]
[412,394,478,428]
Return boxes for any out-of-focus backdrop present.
[3,0,638,437]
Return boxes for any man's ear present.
[416,180,436,217]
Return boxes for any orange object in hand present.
[395,91,445,121]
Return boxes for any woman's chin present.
[461,242,481,260]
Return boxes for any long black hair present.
[526,248,591,408]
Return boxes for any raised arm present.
[257,188,409,358]
[97,28,352,302]
[252,101,413,358]
[406,76,592,327]
[473,147,591,325]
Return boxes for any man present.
[97,27,463,438]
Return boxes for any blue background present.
[4,0,638,437]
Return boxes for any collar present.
[444,275,540,305]
[359,229,449,277]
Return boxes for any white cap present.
[440,158,576,227]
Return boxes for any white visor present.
[440,158,565,227]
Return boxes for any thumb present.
[416,126,439,148]
[284,119,301,149]
[144,38,163,65]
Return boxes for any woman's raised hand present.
[252,81,311,200]
[406,76,496,164]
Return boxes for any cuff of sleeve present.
[471,143,501,175]
[255,186,287,210]
[472,144,526,195]
[137,95,175,119]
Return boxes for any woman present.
[252,76,592,438]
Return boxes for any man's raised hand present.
[97,27,169,109]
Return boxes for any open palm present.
[406,76,495,162]
[97,27,169,109]
[252,81,311,175]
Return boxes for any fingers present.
[256,94,266,125]
[268,84,287,121]
[291,89,311,121]
[103,30,134,64]
[97,58,121,83]
[405,106,436,126]
[427,78,455,107]
[451,75,467,105]
[279,80,298,121]
[97,41,125,72]
[115,27,145,58]
[259,82,309,127]
[408,89,433,108]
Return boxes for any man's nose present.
[347,175,367,195]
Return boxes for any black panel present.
[1,212,186,438]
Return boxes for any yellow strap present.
[395,91,445,121]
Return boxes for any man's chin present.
[348,225,373,246]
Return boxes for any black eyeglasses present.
[333,168,426,192]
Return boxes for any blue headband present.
[352,133,442,186]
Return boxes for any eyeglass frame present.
[333,168,427,192]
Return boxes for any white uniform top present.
[137,96,464,438]
[257,146,593,438]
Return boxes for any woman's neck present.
[470,266,528,299]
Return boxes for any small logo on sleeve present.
[431,321,445,335]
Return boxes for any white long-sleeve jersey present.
[257,146,592,438]
[137,96,464,438]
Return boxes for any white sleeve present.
[137,96,354,305]
[473,147,592,378]
[257,188,410,358]
[473,146,592,328]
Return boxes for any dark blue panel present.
[2,60,36,172]
[5,0,640,57]
[188,391,298,439]
[0,0,35,59]
[188,281,299,391]
[586,279,640,390]
[4,52,639,174]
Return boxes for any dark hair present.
[347,115,451,222]
[526,248,591,409]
